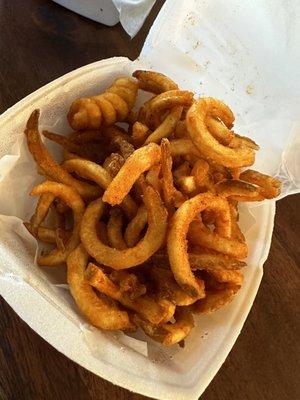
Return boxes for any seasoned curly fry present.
[31,181,85,266]
[107,208,127,250]
[134,307,194,346]
[24,72,281,346]
[187,98,256,167]
[25,110,100,200]
[188,219,248,259]
[144,106,183,144]
[240,169,281,199]
[68,77,138,130]
[62,158,138,219]
[168,193,231,297]
[132,121,150,146]
[103,143,161,206]
[150,266,204,306]
[124,205,148,247]
[85,263,175,324]
[132,70,179,94]
[81,185,168,269]
[67,245,134,330]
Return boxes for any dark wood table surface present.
[0,1,299,399]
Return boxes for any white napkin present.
[113,0,156,37]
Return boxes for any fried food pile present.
[24,70,281,346]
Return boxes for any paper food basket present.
[0,1,299,399]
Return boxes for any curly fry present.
[68,77,138,130]
[67,245,134,331]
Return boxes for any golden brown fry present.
[147,90,194,115]
[188,219,248,259]
[31,181,85,266]
[144,106,183,144]
[168,193,231,297]
[67,245,134,330]
[173,161,191,180]
[169,139,202,158]
[229,133,259,150]
[176,176,197,195]
[43,130,107,163]
[24,223,67,245]
[187,98,255,167]
[150,266,204,306]
[25,110,100,200]
[174,120,188,138]
[124,205,148,247]
[189,251,246,271]
[206,116,234,145]
[160,138,185,211]
[215,179,265,201]
[111,134,135,159]
[102,153,125,177]
[86,263,175,324]
[191,159,212,191]
[62,158,138,219]
[110,270,146,300]
[145,164,161,192]
[28,192,55,235]
[192,283,241,314]
[43,130,85,154]
[132,70,179,94]
[103,143,161,206]
[68,129,102,144]
[107,208,127,250]
[239,169,281,199]
[96,221,109,246]
[134,307,194,346]
[67,77,138,130]
[80,185,168,269]
[132,121,150,146]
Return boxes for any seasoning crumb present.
[203,60,210,69]
[193,40,202,50]
[246,84,254,95]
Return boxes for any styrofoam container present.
[52,0,119,26]
[0,1,299,399]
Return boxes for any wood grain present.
[0,1,299,399]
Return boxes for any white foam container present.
[0,1,299,399]
[52,0,119,26]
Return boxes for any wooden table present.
[0,1,299,399]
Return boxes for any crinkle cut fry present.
[67,77,138,130]
[67,245,134,330]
